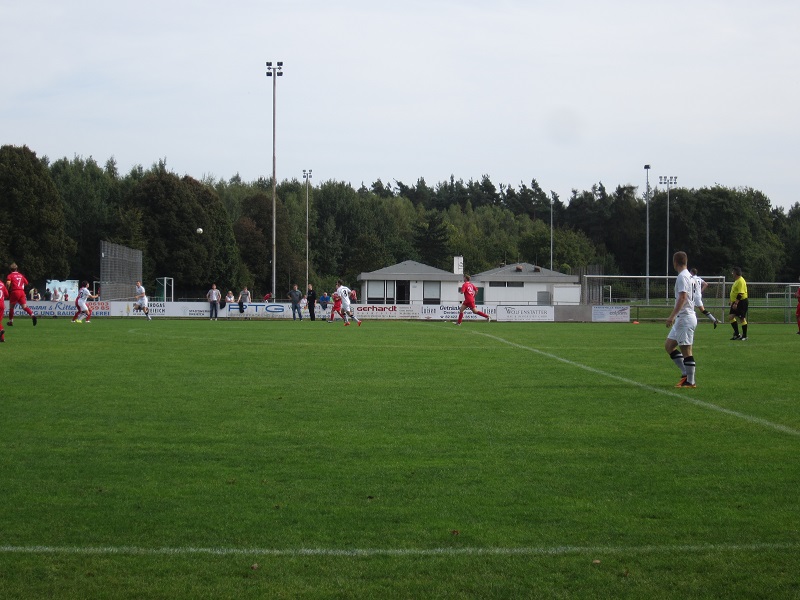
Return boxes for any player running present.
[690,269,719,328]
[5,263,37,327]
[456,274,490,325]
[334,280,361,326]
[72,281,99,323]
[133,281,152,321]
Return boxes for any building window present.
[385,280,395,304]
[367,280,385,304]
[422,281,441,305]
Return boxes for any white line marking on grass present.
[1,542,797,558]
[473,331,800,438]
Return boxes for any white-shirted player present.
[690,268,719,328]
[72,280,98,323]
[334,280,361,327]
[133,280,152,321]
[665,251,698,388]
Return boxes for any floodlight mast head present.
[266,61,283,77]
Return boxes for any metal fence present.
[584,275,800,324]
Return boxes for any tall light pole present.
[644,164,651,303]
[549,192,554,271]
[266,61,283,300]
[303,169,312,290]
[659,175,677,300]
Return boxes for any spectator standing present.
[288,284,303,321]
[207,284,221,320]
[237,286,252,319]
[306,284,318,321]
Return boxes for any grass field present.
[1,316,799,599]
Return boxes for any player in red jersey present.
[5,263,37,327]
[456,274,490,325]
[328,291,344,323]
[0,276,8,342]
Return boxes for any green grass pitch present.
[1,317,799,599]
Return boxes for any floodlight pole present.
[644,164,651,303]
[659,175,678,300]
[266,61,283,300]
[303,169,313,290]
[549,193,554,271]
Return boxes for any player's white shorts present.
[340,298,352,313]
[77,300,89,312]
[134,296,148,310]
[668,312,697,346]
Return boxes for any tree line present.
[1,144,798,300]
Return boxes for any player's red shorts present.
[795,303,800,317]
[9,290,27,306]
[462,299,476,311]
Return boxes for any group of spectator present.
[203,282,344,322]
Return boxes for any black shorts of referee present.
[729,297,748,320]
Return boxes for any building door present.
[396,280,410,304]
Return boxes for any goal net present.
[100,241,142,302]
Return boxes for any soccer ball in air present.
[196,228,203,234]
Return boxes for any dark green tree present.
[0,145,75,282]
[413,210,450,269]
[235,192,272,293]
[49,155,121,281]
[124,166,240,290]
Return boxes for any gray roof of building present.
[474,263,579,283]
[358,260,463,282]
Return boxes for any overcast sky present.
[2,1,798,210]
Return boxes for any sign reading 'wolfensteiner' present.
[496,305,555,322]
